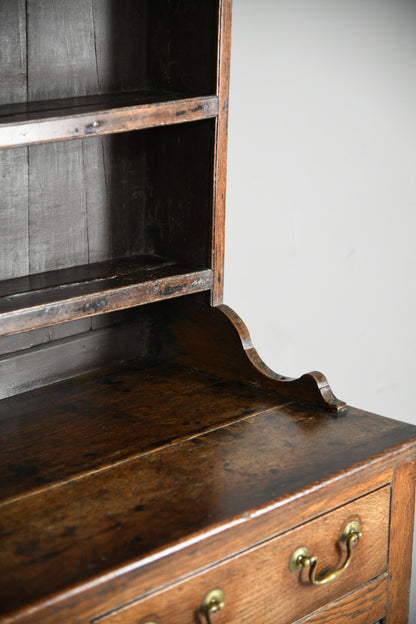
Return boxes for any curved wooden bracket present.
[164,300,346,412]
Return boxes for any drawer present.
[96,487,390,624]
[296,576,387,624]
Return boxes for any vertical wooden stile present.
[386,460,416,623]
[211,0,233,305]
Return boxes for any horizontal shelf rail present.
[0,93,219,148]
[0,256,213,337]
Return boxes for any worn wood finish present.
[0,95,219,149]
[3,366,415,507]
[0,363,282,501]
[96,488,389,624]
[0,262,213,337]
[3,435,406,624]
[2,1,416,623]
[1,385,416,620]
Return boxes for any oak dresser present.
[1,2,415,623]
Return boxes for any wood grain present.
[26,0,98,101]
[146,120,215,269]
[96,488,389,624]
[385,460,416,623]
[91,0,147,95]
[162,300,346,410]
[28,140,89,273]
[2,3,416,624]
[0,95,219,148]
[0,310,151,399]
[0,1,28,280]
[1,389,415,620]
[295,576,387,624]
[0,0,27,107]
[0,262,213,337]
[0,147,29,281]
[0,363,282,501]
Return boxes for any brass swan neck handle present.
[289,521,362,586]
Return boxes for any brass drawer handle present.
[289,521,362,586]
[201,589,225,624]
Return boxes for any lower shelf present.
[0,255,213,337]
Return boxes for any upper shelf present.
[0,92,219,149]
[0,256,213,337]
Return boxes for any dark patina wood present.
[1,1,415,623]
[0,95,219,148]
[93,489,389,624]
[0,261,213,337]
[1,382,415,622]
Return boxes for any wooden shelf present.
[0,92,219,148]
[0,256,213,337]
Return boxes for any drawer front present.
[297,575,387,624]
[97,487,389,624]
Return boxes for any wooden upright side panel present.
[212,0,232,304]
[386,460,416,623]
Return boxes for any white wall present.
[225,1,416,620]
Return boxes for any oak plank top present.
[1,361,416,616]
[0,363,281,502]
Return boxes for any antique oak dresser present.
[1,1,416,623]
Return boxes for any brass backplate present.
[289,546,310,572]
[341,521,362,543]
[202,589,225,612]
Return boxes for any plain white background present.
[224,1,416,620]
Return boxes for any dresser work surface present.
[1,357,416,623]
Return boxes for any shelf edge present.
[0,96,219,148]
[0,269,213,338]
